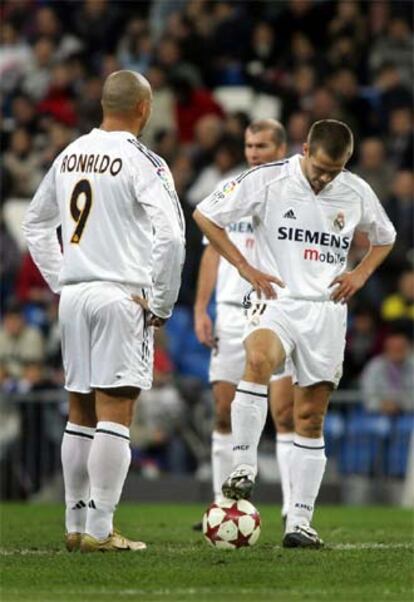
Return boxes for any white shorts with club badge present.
[244,297,347,388]
[209,302,294,385]
[59,281,154,393]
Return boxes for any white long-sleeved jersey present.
[23,128,186,318]
[197,154,396,302]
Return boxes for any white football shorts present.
[209,303,293,385]
[244,297,347,388]
[59,281,153,393]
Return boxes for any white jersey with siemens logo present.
[198,154,396,302]
[23,128,185,319]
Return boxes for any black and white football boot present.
[283,524,324,549]
[221,467,255,500]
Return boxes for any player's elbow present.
[193,208,203,229]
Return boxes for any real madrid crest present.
[333,211,345,232]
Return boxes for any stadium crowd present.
[0,0,413,482]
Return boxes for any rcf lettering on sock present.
[233,445,250,451]
[295,502,313,512]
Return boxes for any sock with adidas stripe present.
[85,421,131,540]
[287,434,327,532]
[61,422,95,534]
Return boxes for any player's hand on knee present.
[194,311,214,347]
[329,270,366,303]
[238,264,284,300]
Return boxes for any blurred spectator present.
[385,171,414,260]
[187,135,244,206]
[15,252,54,307]
[326,35,365,79]
[386,107,413,169]
[9,94,40,138]
[0,302,44,378]
[3,128,42,197]
[31,6,83,62]
[130,345,187,474]
[209,1,251,85]
[0,218,21,310]
[171,76,224,143]
[0,22,32,94]
[354,138,395,201]
[385,170,414,265]
[367,0,390,40]
[361,331,414,415]
[275,0,330,49]
[141,64,175,147]
[40,121,75,167]
[21,37,55,101]
[73,0,120,60]
[309,87,344,122]
[76,77,103,134]
[191,113,224,171]
[328,0,366,49]
[223,111,250,139]
[245,22,280,92]
[287,111,310,155]
[381,270,414,324]
[329,69,374,138]
[157,36,201,86]
[343,307,385,388]
[369,17,414,87]
[37,63,77,127]
[117,18,153,73]
[375,63,413,127]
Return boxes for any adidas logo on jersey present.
[283,209,296,219]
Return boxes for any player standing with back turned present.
[194,120,396,548]
[194,120,295,525]
[23,70,185,552]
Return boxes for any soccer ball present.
[202,498,261,549]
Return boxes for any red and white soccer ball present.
[202,498,261,549]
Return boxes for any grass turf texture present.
[0,504,413,602]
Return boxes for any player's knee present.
[215,413,231,433]
[276,408,294,433]
[245,349,273,381]
[296,407,325,437]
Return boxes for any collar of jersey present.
[92,128,134,139]
[292,154,335,197]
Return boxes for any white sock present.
[287,434,326,531]
[212,431,233,502]
[61,422,95,534]
[276,432,294,517]
[231,381,268,477]
[85,421,131,540]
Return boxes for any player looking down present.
[23,70,185,552]
[194,120,295,527]
[194,119,396,548]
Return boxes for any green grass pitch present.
[0,503,413,602]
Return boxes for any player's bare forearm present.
[194,245,219,346]
[354,243,394,280]
[330,243,394,303]
[194,245,219,313]
[193,209,249,272]
[193,209,284,299]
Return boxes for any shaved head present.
[101,70,152,114]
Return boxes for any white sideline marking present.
[331,543,413,551]
[0,542,412,556]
